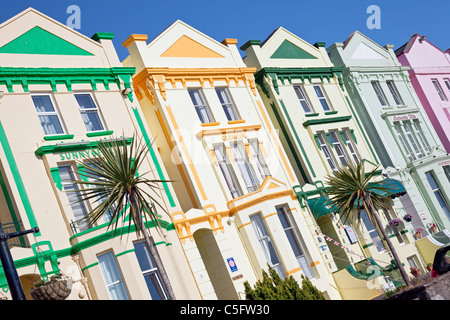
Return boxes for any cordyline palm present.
[69,135,176,300]
[324,162,411,287]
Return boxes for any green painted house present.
[328,31,450,239]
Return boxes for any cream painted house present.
[122,20,342,300]
[0,8,200,300]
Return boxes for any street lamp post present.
[0,222,39,300]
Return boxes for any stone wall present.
[385,272,450,300]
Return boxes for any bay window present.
[214,144,242,199]
[230,141,260,193]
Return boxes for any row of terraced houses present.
[0,8,449,300]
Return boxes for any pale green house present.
[241,28,424,296]
[328,31,450,242]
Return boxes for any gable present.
[350,42,386,60]
[270,40,318,59]
[161,34,224,58]
[0,26,93,56]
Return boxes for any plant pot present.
[426,265,432,272]
[410,269,420,277]
[30,276,72,300]
[415,232,422,239]
[430,226,437,234]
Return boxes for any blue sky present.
[0,0,448,61]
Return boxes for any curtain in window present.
[216,88,239,121]
[214,145,242,198]
[251,214,285,278]
[249,140,271,178]
[84,162,115,223]
[230,143,259,193]
[75,94,104,132]
[134,242,168,300]
[31,95,64,135]
[59,166,90,231]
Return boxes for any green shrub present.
[244,267,325,300]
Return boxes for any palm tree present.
[69,135,176,300]
[324,162,411,287]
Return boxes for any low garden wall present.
[384,272,450,300]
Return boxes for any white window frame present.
[188,88,215,123]
[84,161,115,224]
[276,206,314,279]
[134,241,169,300]
[313,84,332,111]
[215,87,240,121]
[412,120,431,156]
[74,92,106,132]
[403,121,425,159]
[329,131,350,167]
[317,132,337,171]
[360,209,386,253]
[293,85,314,113]
[31,93,66,136]
[394,122,416,162]
[386,80,404,106]
[230,141,260,193]
[214,143,242,199]
[444,78,450,91]
[250,213,286,279]
[371,81,390,107]
[432,79,447,101]
[342,129,360,164]
[59,165,91,232]
[426,171,450,220]
[97,251,130,300]
[443,165,450,184]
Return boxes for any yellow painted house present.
[123,20,342,300]
[0,8,200,300]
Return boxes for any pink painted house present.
[396,34,450,153]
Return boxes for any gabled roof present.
[0,7,110,68]
[135,19,242,69]
[395,33,448,56]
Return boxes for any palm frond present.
[324,162,392,226]
[64,134,171,236]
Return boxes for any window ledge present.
[201,122,220,127]
[86,130,114,137]
[304,112,319,117]
[44,134,74,141]
[227,119,246,125]
[324,110,338,115]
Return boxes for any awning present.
[368,178,407,198]
[306,196,338,220]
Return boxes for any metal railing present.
[1,220,29,248]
